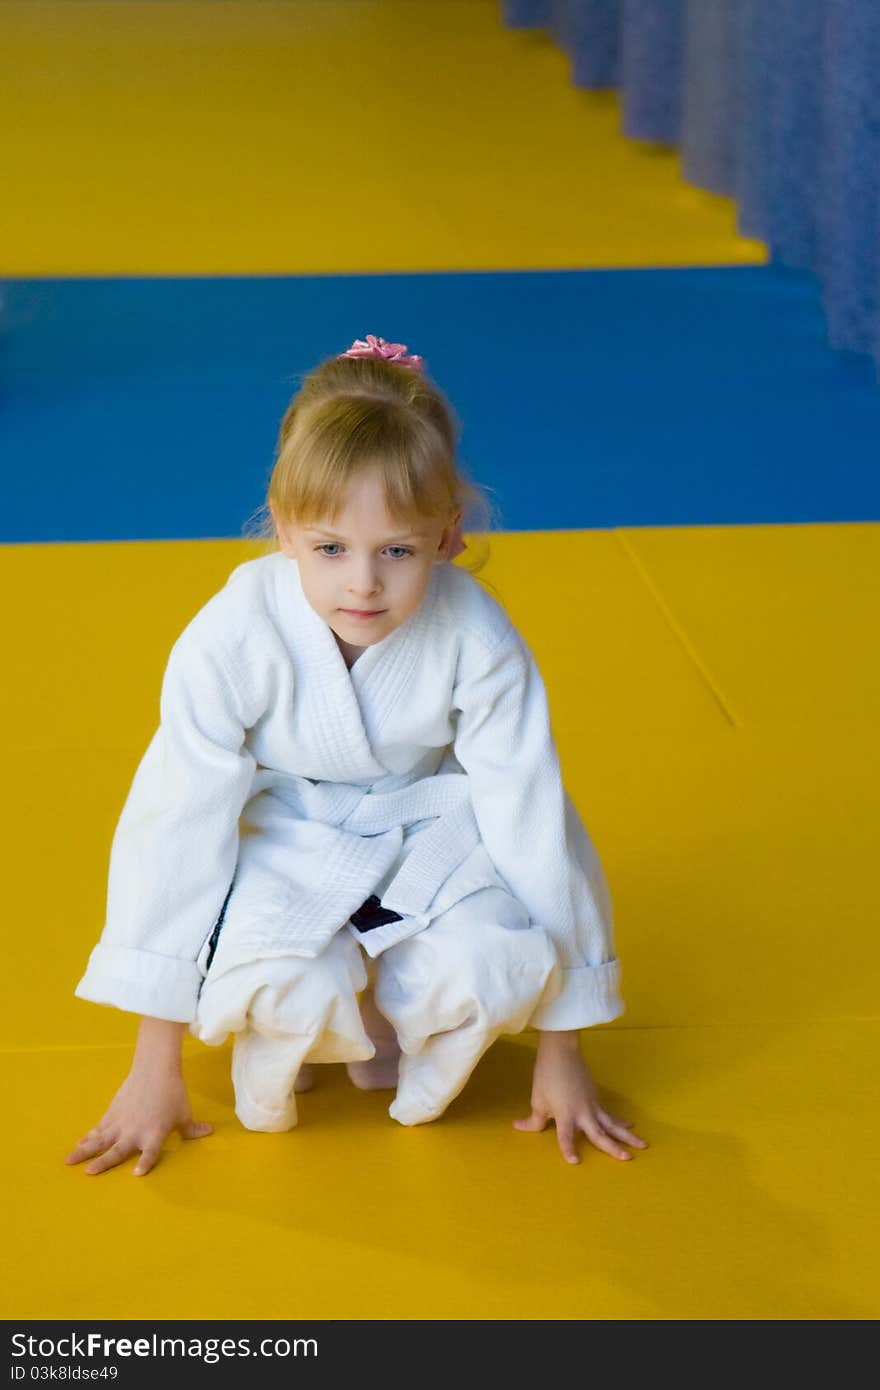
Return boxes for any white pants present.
[192,885,561,1131]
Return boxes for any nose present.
[347,557,382,600]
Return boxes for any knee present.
[250,938,367,1035]
[420,889,551,991]
[379,909,557,1033]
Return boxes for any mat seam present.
[614,528,741,728]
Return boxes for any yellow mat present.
[6,1020,878,1319]
[0,0,764,276]
[3,529,879,1319]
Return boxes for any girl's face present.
[273,466,458,660]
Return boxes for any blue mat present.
[1,265,878,543]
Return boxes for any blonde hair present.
[242,350,500,583]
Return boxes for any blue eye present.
[314,544,414,559]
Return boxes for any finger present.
[597,1110,649,1148]
[512,1111,549,1132]
[77,1127,105,1145]
[597,1107,638,1130]
[133,1147,162,1177]
[65,1131,113,1165]
[180,1120,213,1141]
[84,1140,134,1176]
[582,1119,632,1161]
[556,1122,580,1165]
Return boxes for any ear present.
[435,507,464,563]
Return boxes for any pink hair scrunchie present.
[338,333,424,373]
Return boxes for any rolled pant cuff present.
[234,1090,299,1133]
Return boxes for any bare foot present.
[293,1063,315,1093]
[346,1038,401,1091]
[346,981,401,1090]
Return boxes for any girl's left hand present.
[513,1037,648,1165]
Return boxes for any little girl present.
[65,333,647,1176]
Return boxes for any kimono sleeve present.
[452,628,624,1030]
[74,627,258,1023]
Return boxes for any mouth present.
[339,608,386,618]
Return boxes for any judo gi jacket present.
[74,551,625,1032]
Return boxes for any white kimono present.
[75,551,624,1124]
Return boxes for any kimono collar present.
[274,553,442,779]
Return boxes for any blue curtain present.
[501,0,880,376]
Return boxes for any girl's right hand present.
[64,1067,213,1177]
